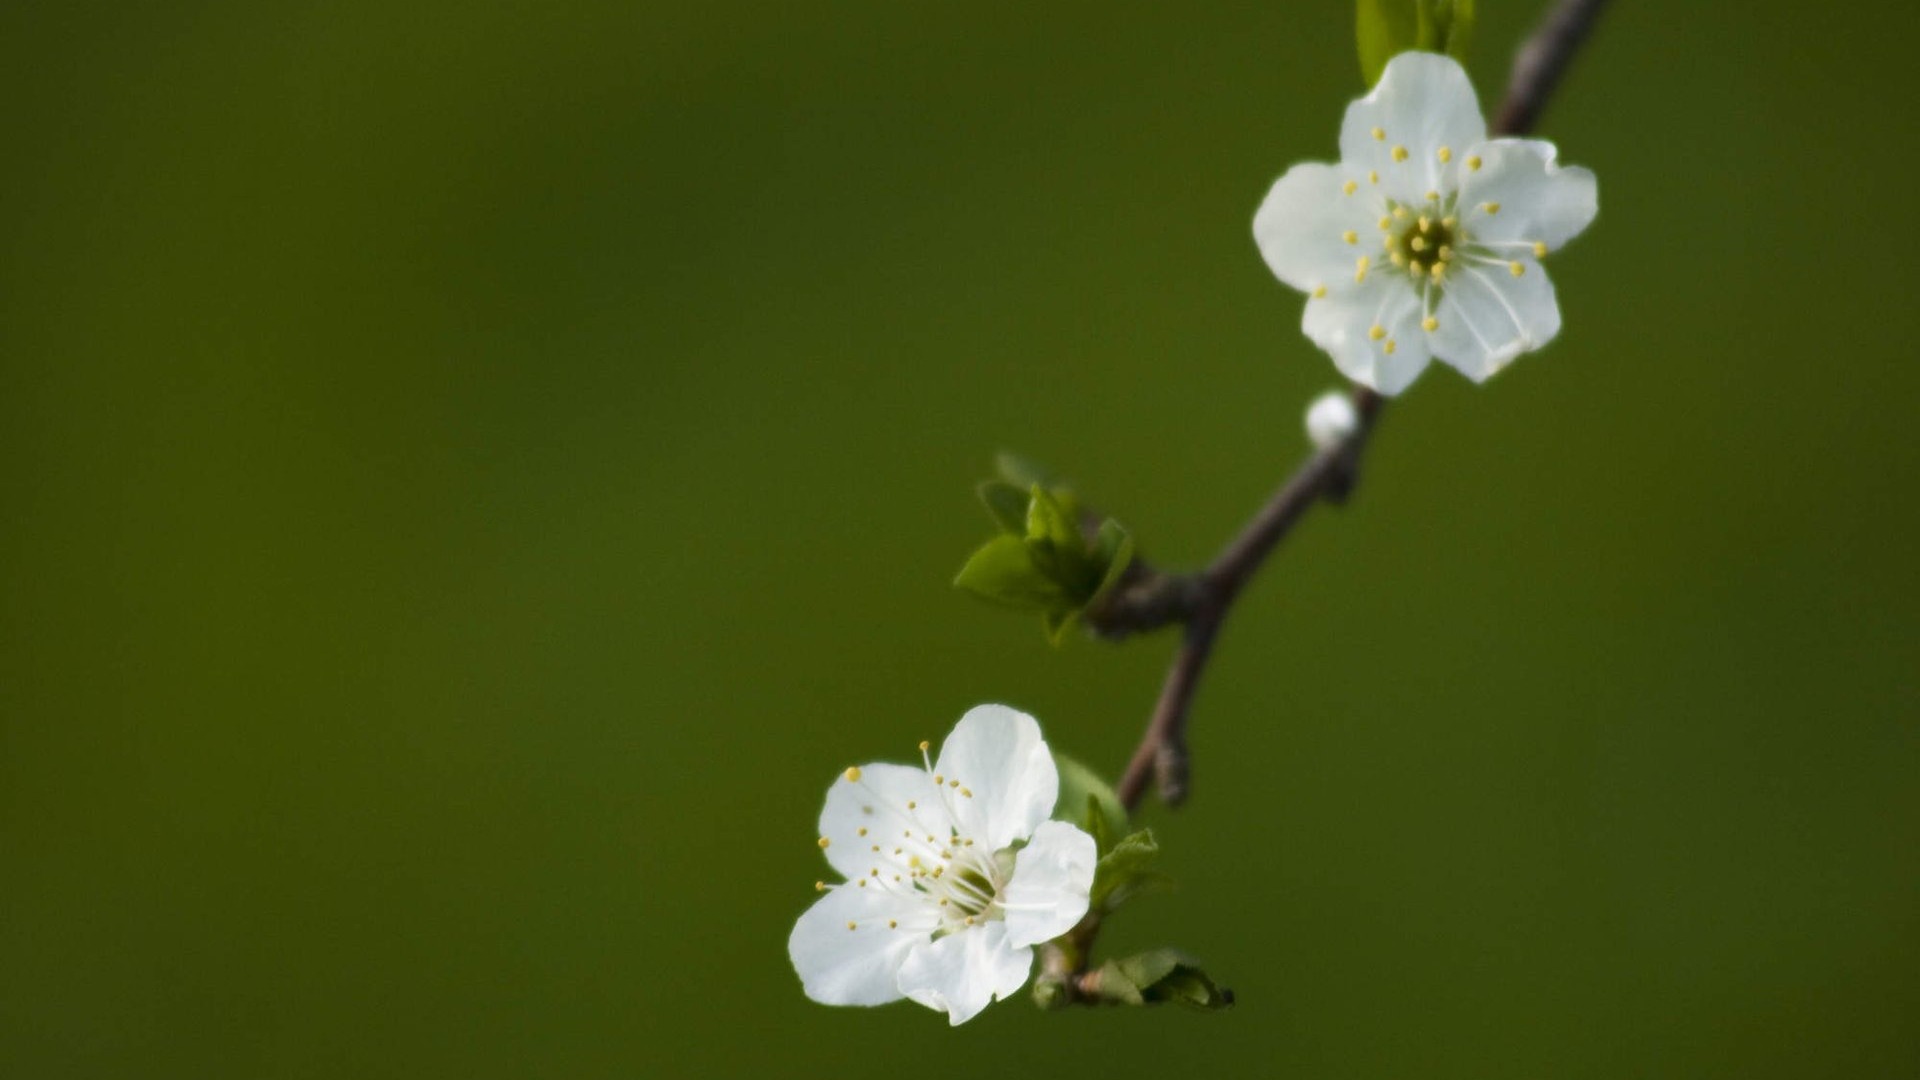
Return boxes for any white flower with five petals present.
[1254,52,1597,395]
[787,705,1097,1025]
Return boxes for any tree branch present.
[1093,0,1611,814]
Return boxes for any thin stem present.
[1495,0,1612,137]
[1100,0,1610,814]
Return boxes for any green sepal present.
[1053,753,1128,854]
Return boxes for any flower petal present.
[934,704,1057,851]
[1429,259,1562,382]
[896,920,1033,1026]
[1339,52,1485,203]
[1253,162,1381,294]
[787,883,927,1007]
[1301,273,1435,396]
[1457,138,1596,250]
[818,762,948,882]
[1001,820,1097,948]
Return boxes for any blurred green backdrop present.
[3,1,1916,1076]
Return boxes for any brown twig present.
[1091,0,1611,815]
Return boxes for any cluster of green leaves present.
[1356,0,1475,85]
[953,454,1133,645]
[1042,755,1233,1011]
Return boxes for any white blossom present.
[1304,389,1359,448]
[787,705,1097,1025]
[1254,52,1597,395]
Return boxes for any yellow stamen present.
[1437,146,1452,163]
[1368,325,1385,341]
[817,837,830,849]
[1378,215,1391,230]
[1343,230,1358,245]
[1422,316,1438,332]
[1391,145,1408,162]
[1533,241,1548,258]
[1509,261,1526,277]
[1384,339,1397,355]
[1312,285,1327,299]
[1482,201,1501,215]
[1418,215,1430,233]
[1409,236,1426,252]
[888,920,898,929]
[1343,179,1358,195]
[1371,126,1385,141]
[1368,170,1379,185]
[843,766,861,782]
[847,921,857,930]
[1467,155,1482,171]
[815,881,825,891]
[1354,256,1371,283]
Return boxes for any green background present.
[4,1,1916,1076]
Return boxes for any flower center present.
[819,745,1013,935]
[1383,198,1460,283]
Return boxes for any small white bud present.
[1304,390,1358,449]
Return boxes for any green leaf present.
[1422,0,1473,63]
[954,535,1070,610]
[1024,484,1078,550]
[976,480,1030,535]
[1041,607,1079,646]
[1357,1,1474,86]
[1120,949,1236,1010]
[1356,0,1417,86]
[1091,828,1162,912]
[1089,518,1134,606]
[1024,485,1097,598]
[1053,753,1128,853]
[993,451,1059,491]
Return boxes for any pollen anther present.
[1343,180,1358,195]
[1343,231,1358,245]
[1509,261,1525,277]
[1467,155,1482,171]
[1391,145,1408,162]
[1438,146,1452,163]
[1371,126,1385,141]
[1368,325,1385,341]
[1422,316,1438,332]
